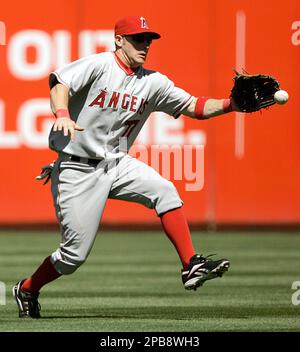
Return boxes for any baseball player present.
[13,16,234,318]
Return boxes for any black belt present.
[70,155,103,167]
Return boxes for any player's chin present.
[136,54,147,65]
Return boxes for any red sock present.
[21,256,61,293]
[160,207,195,269]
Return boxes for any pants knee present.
[51,251,85,275]
[155,180,183,215]
[52,259,84,275]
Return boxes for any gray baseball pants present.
[50,153,183,274]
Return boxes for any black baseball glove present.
[230,70,280,112]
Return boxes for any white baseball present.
[274,90,289,105]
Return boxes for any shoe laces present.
[183,253,218,271]
[195,253,217,262]
[21,291,41,313]
[193,253,217,262]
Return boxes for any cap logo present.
[140,17,149,29]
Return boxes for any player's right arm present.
[50,80,84,142]
[49,54,104,141]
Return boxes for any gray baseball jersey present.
[49,51,193,159]
[48,51,192,274]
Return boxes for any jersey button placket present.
[124,76,132,89]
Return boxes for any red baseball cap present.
[115,16,161,39]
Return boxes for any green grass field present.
[0,230,300,332]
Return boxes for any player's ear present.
[115,35,124,48]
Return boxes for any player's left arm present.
[182,97,239,119]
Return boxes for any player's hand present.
[53,117,84,141]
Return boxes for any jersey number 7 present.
[122,120,139,138]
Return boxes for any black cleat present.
[182,254,230,291]
[13,280,41,318]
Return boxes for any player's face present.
[116,34,153,68]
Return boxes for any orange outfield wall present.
[0,0,299,226]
